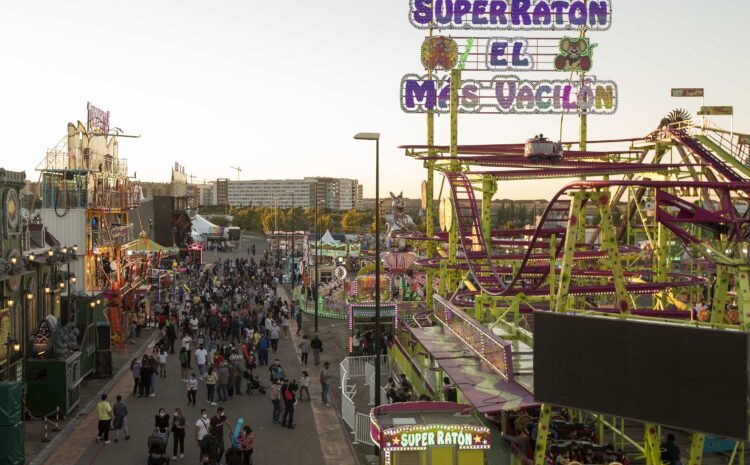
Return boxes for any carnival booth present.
[347,273,398,354]
[370,402,490,465]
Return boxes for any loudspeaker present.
[95,323,111,350]
[95,351,112,377]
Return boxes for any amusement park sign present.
[401,74,616,114]
[409,0,612,30]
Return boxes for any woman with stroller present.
[154,408,170,433]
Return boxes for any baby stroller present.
[147,429,170,465]
[243,370,266,395]
[225,447,244,465]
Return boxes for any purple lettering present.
[511,0,531,25]
[553,85,563,109]
[511,41,530,68]
[516,85,534,110]
[462,84,480,109]
[405,79,438,110]
[488,1,507,25]
[434,0,453,25]
[588,1,609,27]
[550,1,568,24]
[453,0,472,24]
[437,82,452,109]
[569,1,587,26]
[412,0,433,25]
[490,40,509,68]
[532,2,552,25]
[562,85,577,110]
[495,80,517,110]
[472,0,489,25]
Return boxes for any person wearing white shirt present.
[195,346,208,377]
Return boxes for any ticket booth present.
[370,402,490,465]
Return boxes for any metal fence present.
[354,412,374,445]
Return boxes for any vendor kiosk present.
[370,402,490,465]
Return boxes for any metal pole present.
[291,191,295,286]
[374,138,382,406]
[314,189,319,333]
[67,261,71,321]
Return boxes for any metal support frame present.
[555,193,584,312]
[447,69,461,294]
[597,191,630,313]
[533,404,552,465]
[643,424,663,465]
[687,433,705,465]
[481,176,496,244]
[711,267,730,324]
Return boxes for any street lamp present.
[354,131,382,406]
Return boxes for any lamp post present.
[354,131,381,406]
[314,189,320,333]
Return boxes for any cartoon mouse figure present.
[554,38,595,72]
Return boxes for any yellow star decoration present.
[474,435,482,444]
[391,436,401,446]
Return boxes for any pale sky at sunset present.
[1,0,748,200]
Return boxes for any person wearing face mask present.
[154,408,170,434]
[195,409,210,455]
[171,408,186,460]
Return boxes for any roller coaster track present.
[445,171,750,298]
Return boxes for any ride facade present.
[378,3,750,465]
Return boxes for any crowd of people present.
[91,246,337,465]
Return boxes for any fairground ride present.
[391,112,750,465]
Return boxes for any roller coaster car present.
[524,134,563,163]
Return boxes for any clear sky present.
[1,0,747,200]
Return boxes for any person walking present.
[299,371,311,401]
[195,344,208,377]
[181,333,193,369]
[195,409,211,456]
[166,321,177,354]
[210,407,232,463]
[179,347,189,379]
[149,356,159,396]
[281,378,298,429]
[320,361,332,407]
[270,379,282,424]
[257,335,269,366]
[205,367,218,405]
[281,312,290,339]
[184,373,198,406]
[269,321,280,352]
[96,394,113,444]
[112,395,130,442]
[298,335,309,366]
[294,305,302,336]
[139,356,152,397]
[172,408,187,460]
[311,334,323,366]
[154,407,170,435]
[158,347,168,378]
[217,362,229,403]
[130,359,142,396]
[237,424,254,465]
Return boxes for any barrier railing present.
[355,412,374,445]
[339,356,391,437]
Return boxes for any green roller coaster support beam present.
[735,267,750,331]
[533,404,552,465]
[644,424,663,465]
[482,176,496,243]
[425,100,436,311]
[597,192,630,313]
[555,193,584,313]
[549,234,557,304]
[688,433,705,465]
[711,267,730,325]
[446,69,461,295]
[439,261,448,299]
[695,135,750,179]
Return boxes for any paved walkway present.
[42,236,356,465]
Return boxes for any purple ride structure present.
[373,3,750,465]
